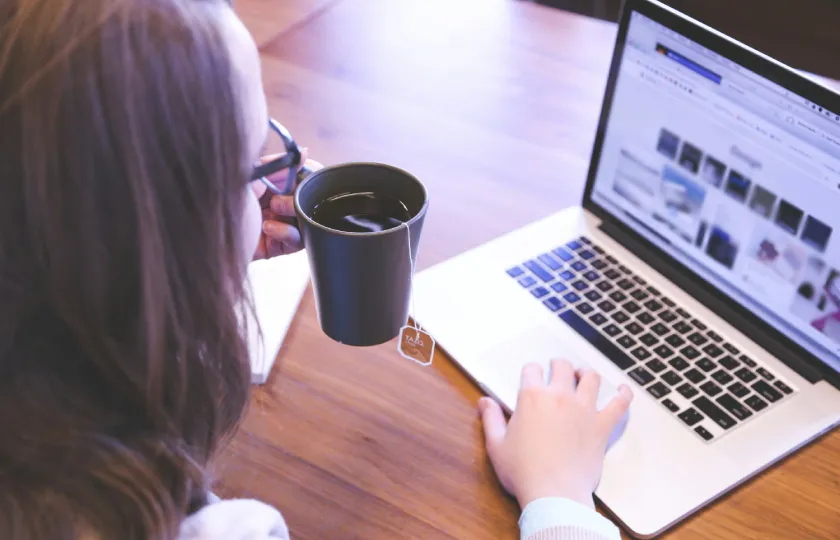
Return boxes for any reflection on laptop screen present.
[590,11,840,368]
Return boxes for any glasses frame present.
[251,118,303,195]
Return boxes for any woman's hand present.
[479,359,633,509]
[251,152,323,260]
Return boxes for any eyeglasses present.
[251,118,302,195]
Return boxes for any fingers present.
[597,384,634,438]
[520,363,544,390]
[269,195,295,217]
[478,397,507,458]
[262,220,303,256]
[548,358,575,394]
[575,368,602,405]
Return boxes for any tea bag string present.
[403,221,420,333]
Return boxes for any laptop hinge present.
[598,219,837,388]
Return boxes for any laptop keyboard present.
[508,235,796,443]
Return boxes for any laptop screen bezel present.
[582,0,840,376]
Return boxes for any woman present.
[0,0,633,538]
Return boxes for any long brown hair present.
[0,0,253,537]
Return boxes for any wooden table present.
[217,0,840,538]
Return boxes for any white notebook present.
[244,252,310,384]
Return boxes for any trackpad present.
[476,325,621,413]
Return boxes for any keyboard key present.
[597,300,616,312]
[596,281,614,292]
[659,310,677,323]
[631,289,649,301]
[668,357,689,371]
[688,332,708,346]
[774,380,793,395]
[543,297,565,312]
[609,291,627,302]
[643,299,663,312]
[583,270,600,281]
[563,292,581,304]
[735,367,757,383]
[678,408,703,426]
[661,297,676,308]
[745,395,768,412]
[728,382,749,398]
[631,347,652,360]
[700,381,722,396]
[606,255,618,264]
[578,236,592,245]
[636,312,656,325]
[589,313,608,326]
[707,330,723,343]
[673,321,693,334]
[712,370,733,385]
[579,249,595,260]
[690,319,708,331]
[662,398,680,412]
[640,333,659,347]
[723,343,739,355]
[647,381,671,398]
[612,311,630,324]
[696,358,716,372]
[618,265,632,275]
[676,308,691,319]
[647,286,661,296]
[719,355,740,371]
[571,261,587,272]
[558,270,575,281]
[653,344,674,358]
[572,280,589,291]
[628,366,655,386]
[552,247,574,261]
[665,334,686,347]
[551,282,569,293]
[684,368,705,383]
[678,383,699,398]
[558,310,635,370]
[752,380,783,403]
[593,245,605,255]
[584,290,602,302]
[507,266,525,277]
[651,323,670,336]
[703,344,724,358]
[566,240,582,250]
[576,302,594,315]
[694,426,714,441]
[680,345,700,359]
[602,323,622,337]
[617,278,634,290]
[662,371,682,386]
[591,259,608,270]
[646,358,667,373]
[617,335,637,349]
[625,322,644,335]
[693,396,736,429]
[716,394,753,421]
[538,254,563,271]
[531,287,549,298]
[604,268,622,280]
[633,276,647,286]
[623,301,641,314]
[739,354,757,368]
[524,260,553,282]
[519,276,537,288]
[756,367,774,381]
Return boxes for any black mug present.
[294,163,428,347]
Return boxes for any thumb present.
[597,384,633,440]
[479,397,507,457]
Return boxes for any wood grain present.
[220,0,840,538]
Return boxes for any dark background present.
[534,0,840,80]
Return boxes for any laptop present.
[413,0,840,536]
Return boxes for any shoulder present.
[178,498,290,540]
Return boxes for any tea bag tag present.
[397,222,434,366]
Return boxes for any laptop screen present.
[589,10,840,370]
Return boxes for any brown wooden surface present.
[216,0,840,538]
